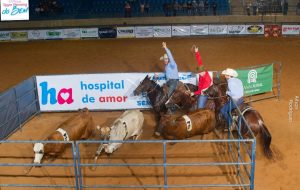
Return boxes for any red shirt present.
[193,51,212,95]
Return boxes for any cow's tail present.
[260,122,273,159]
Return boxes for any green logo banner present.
[237,64,273,96]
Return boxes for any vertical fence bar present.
[72,142,80,190]
[76,142,83,190]
[250,139,256,190]
[163,141,168,190]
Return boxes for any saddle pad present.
[56,128,70,141]
[182,115,192,132]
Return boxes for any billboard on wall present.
[1,0,29,21]
[237,64,273,96]
[36,72,196,111]
[153,26,172,37]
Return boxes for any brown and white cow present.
[33,108,97,164]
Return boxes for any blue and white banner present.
[28,30,46,40]
[227,25,247,35]
[80,28,99,38]
[190,25,209,36]
[135,26,153,38]
[62,28,81,39]
[36,72,196,111]
[1,0,29,21]
[153,26,172,37]
[117,27,135,38]
[172,26,191,36]
[0,31,11,41]
[208,25,228,35]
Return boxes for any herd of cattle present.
[31,107,217,168]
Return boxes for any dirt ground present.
[0,37,299,190]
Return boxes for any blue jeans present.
[198,95,208,109]
[220,98,243,127]
[166,79,179,98]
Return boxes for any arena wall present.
[0,15,299,30]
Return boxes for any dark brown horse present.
[133,75,198,117]
[159,109,217,140]
[204,82,274,159]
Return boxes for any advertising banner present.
[36,72,196,111]
[98,27,117,38]
[117,27,135,38]
[80,28,99,38]
[45,29,63,40]
[190,25,209,36]
[208,25,228,35]
[135,26,153,38]
[28,30,46,40]
[10,30,28,41]
[0,31,11,41]
[171,26,191,36]
[237,64,273,96]
[244,25,264,35]
[153,26,172,37]
[62,28,81,39]
[1,0,29,21]
[227,25,246,35]
[282,25,300,35]
[264,25,282,37]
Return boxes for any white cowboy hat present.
[160,53,168,61]
[221,68,238,77]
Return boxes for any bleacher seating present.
[29,0,230,20]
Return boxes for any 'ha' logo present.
[40,82,74,105]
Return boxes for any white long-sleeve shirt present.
[226,77,244,101]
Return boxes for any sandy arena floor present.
[0,37,299,190]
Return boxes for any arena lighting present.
[1,0,29,21]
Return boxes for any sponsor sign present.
[227,25,246,35]
[45,29,63,40]
[1,0,29,21]
[0,31,11,41]
[208,25,228,35]
[237,64,273,96]
[153,26,172,37]
[264,25,282,37]
[282,25,300,35]
[28,30,46,40]
[80,28,99,38]
[190,25,209,35]
[244,25,264,35]
[117,27,135,38]
[98,27,117,38]
[36,72,196,111]
[172,26,191,36]
[62,28,81,39]
[10,30,28,41]
[135,26,153,38]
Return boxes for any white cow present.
[96,109,144,156]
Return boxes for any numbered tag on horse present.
[182,115,192,132]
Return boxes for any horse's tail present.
[260,123,273,159]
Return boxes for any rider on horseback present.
[220,68,244,128]
[159,41,179,114]
[186,45,213,109]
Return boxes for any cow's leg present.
[133,129,143,140]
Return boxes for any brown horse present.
[32,108,97,165]
[204,82,274,159]
[159,109,217,140]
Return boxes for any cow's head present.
[97,125,111,141]
[33,143,44,164]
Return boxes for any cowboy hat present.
[160,53,168,61]
[221,68,238,77]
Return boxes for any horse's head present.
[133,75,154,96]
[33,142,45,164]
